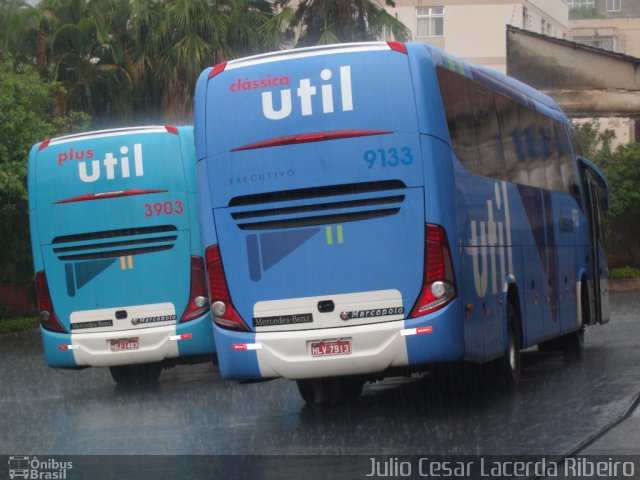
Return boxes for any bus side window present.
[544,117,564,192]
[469,82,504,179]
[437,67,481,172]
[496,93,527,186]
[519,104,548,190]
[557,123,580,198]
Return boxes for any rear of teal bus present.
[28,126,214,378]
[195,43,463,391]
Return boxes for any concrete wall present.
[506,26,640,145]
[507,26,640,91]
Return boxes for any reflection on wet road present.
[1,292,639,458]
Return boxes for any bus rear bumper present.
[41,314,215,368]
[214,306,463,380]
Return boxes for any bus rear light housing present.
[205,245,250,332]
[35,271,67,333]
[180,256,211,323]
[410,224,457,317]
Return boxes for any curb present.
[609,278,640,291]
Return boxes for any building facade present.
[386,0,570,72]
[569,0,640,57]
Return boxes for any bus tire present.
[109,363,162,386]
[494,300,521,387]
[296,377,364,405]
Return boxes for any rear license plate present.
[310,339,352,357]
[109,337,139,352]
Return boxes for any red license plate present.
[310,339,352,357]
[109,337,139,352]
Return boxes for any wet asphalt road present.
[0,291,639,476]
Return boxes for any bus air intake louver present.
[229,181,406,231]
[52,225,177,261]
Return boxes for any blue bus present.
[28,126,214,385]
[194,42,609,403]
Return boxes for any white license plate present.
[109,337,139,352]
[310,339,352,357]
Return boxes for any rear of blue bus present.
[28,126,214,370]
[195,43,464,383]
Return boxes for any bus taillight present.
[35,271,67,333]
[180,256,211,323]
[410,224,457,317]
[205,245,250,332]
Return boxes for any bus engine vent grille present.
[52,225,178,261]
[230,181,406,231]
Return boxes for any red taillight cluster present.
[410,224,457,318]
[180,256,211,323]
[35,271,67,333]
[204,245,250,331]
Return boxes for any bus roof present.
[39,126,179,150]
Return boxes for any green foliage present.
[574,119,640,268]
[0,61,53,284]
[0,60,89,284]
[0,316,39,334]
[284,0,410,47]
[611,267,640,279]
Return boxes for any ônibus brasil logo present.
[230,66,354,121]
[8,456,73,479]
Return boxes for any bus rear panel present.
[29,126,214,371]
[195,43,464,381]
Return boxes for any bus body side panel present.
[177,128,215,356]
[405,135,465,364]
[406,44,451,145]
[212,328,261,379]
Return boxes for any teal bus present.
[29,126,214,384]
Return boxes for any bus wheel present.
[296,377,364,405]
[109,363,162,386]
[494,301,521,387]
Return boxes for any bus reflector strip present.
[170,333,193,341]
[209,61,228,79]
[232,343,263,351]
[387,41,407,54]
[54,189,167,204]
[58,344,79,350]
[230,130,393,152]
[401,326,434,337]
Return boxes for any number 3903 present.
[364,147,413,168]
[144,200,184,217]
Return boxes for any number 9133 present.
[364,147,413,168]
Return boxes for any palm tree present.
[128,0,288,122]
[282,0,410,46]
[52,3,132,119]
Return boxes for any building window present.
[606,0,621,12]
[522,7,530,29]
[567,0,595,7]
[417,7,444,37]
[575,36,616,51]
